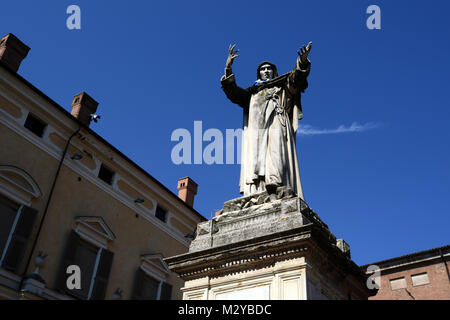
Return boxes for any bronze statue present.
[221,42,312,200]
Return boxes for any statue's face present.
[259,64,274,81]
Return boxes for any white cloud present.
[298,122,379,136]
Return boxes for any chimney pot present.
[177,177,198,208]
[0,33,30,72]
[71,92,99,127]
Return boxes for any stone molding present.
[140,253,170,282]
[74,216,116,249]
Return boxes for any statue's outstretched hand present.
[297,42,312,65]
[226,44,240,70]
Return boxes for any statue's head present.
[257,61,278,81]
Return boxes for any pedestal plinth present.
[165,188,373,300]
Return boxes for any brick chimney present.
[177,177,198,207]
[0,33,30,72]
[71,92,99,127]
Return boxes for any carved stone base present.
[165,190,374,300]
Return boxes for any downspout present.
[439,248,450,282]
[19,125,81,293]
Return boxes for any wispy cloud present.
[298,122,380,136]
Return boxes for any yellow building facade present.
[0,33,205,300]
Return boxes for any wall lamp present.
[71,153,83,160]
[134,197,145,204]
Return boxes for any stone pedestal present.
[165,188,373,300]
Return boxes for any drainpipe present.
[19,126,81,293]
[439,248,450,282]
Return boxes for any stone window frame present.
[70,217,116,300]
[139,254,171,300]
[74,216,116,249]
[0,165,42,205]
[410,272,430,287]
[389,276,407,291]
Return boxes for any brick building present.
[363,245,450,300]
[0,33,205,300]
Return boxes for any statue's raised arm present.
[225,44,239,77]
[221,44,251,108]
[287,42,312,97]
[297,42,312,67]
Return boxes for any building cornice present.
[361,245,450,273]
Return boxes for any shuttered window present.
[141,274,159,300]
[57,231,114,300]
[75,237,97,299]
[0,194,38,273]
[132,268,173,300]
[0,196,20,257]
[160,281,173,300]
[90,249,114,300]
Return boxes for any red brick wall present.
[369,260,450,300]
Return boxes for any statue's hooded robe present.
[221,58,310,199]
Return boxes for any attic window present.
[155,205,167,223]
[98,164,115,185]
[24,113,47,138]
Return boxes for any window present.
[155,205,167,223]
[57,231,114,300]
[0,194,38,273]
[137,270,159,299]
[73,237,98,299]
[98,164,115,185]
[0,195,20,257]
[389,277,407,290]
[132,269,172,300]
[132,254,172,300]
[24,113,47,137]
[411,273,430,287]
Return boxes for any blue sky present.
[1,0,449,265]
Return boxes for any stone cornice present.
[166,223,366,284]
